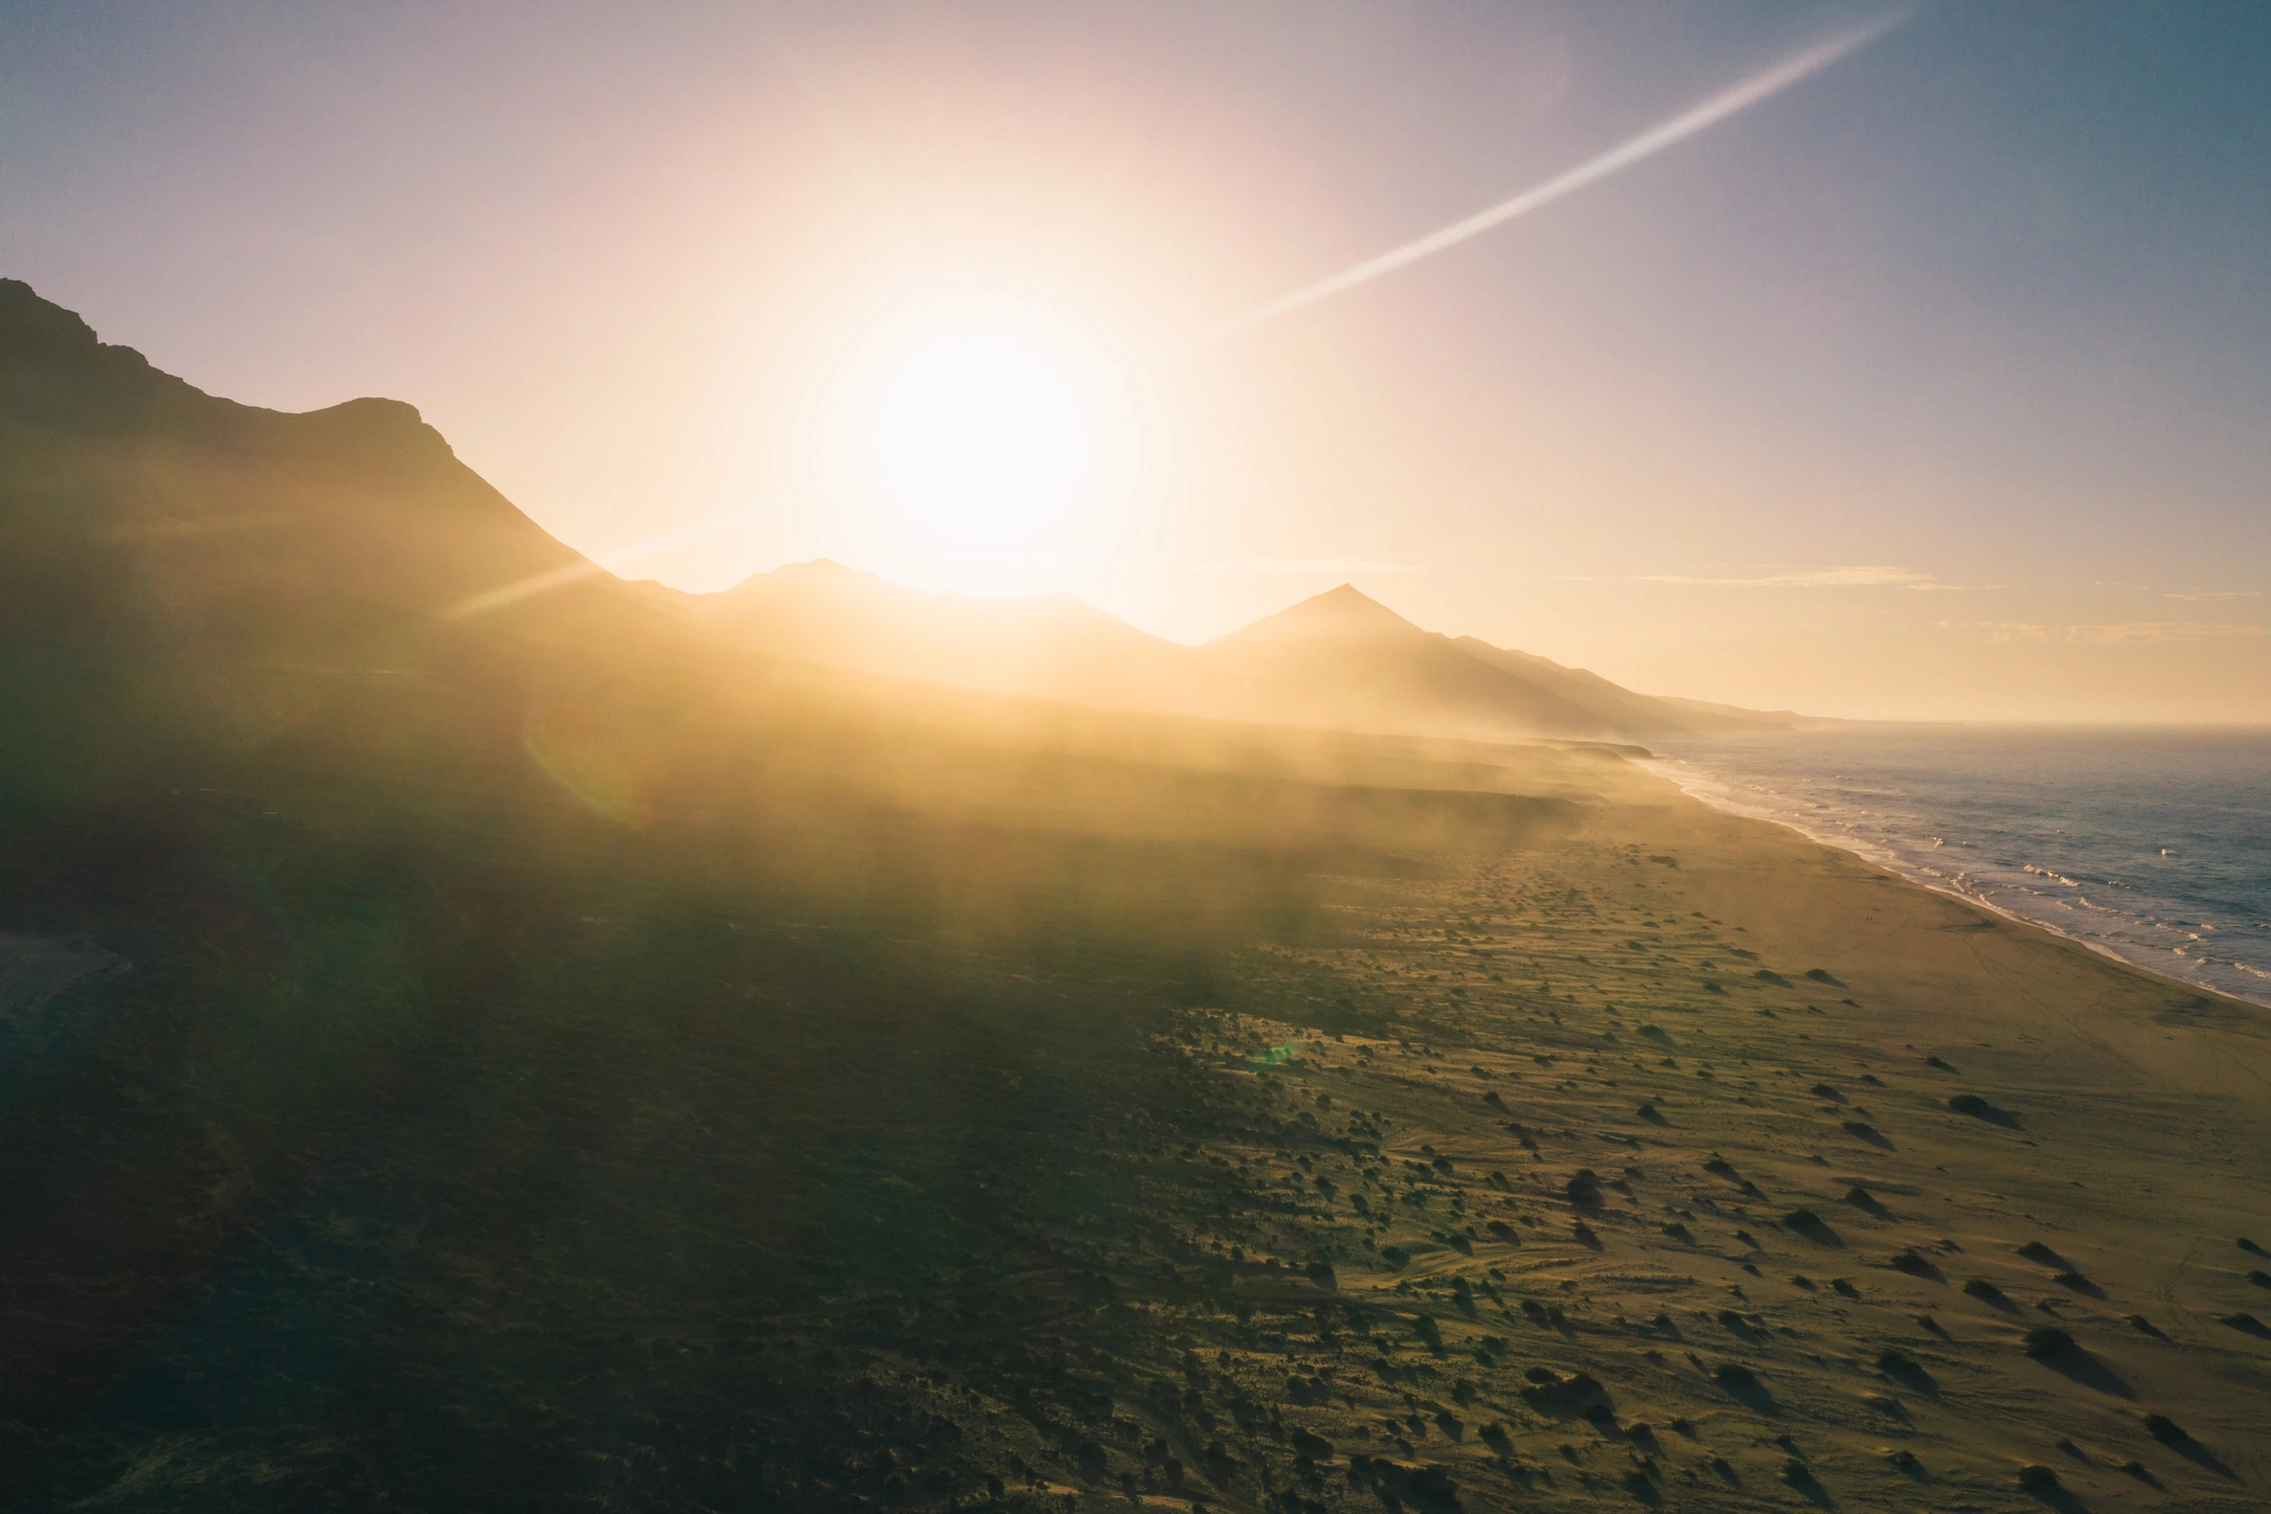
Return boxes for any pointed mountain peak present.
[1214,581,1426,645]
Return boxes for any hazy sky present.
[6,1,2268,721]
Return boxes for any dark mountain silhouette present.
[0,277,686,810]
[0,278,626,626]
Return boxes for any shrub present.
[2142,1413,2188,1443]
[2022,1326,2074,1359]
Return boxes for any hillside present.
[0,277,686,814]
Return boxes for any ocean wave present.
[1642,732,2271,1010]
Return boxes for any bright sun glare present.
[842,306,1117,554]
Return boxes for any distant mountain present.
[1448,639,1789,734]
[654,559,1196,712]
[670,564,1797,741]
[1192,584,1613,739]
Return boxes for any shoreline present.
[1634,747,2271,1013]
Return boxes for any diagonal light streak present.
[1189,8,1914,350]
[445,493,793,618]
[448,12,1909,616]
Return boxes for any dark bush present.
[1401,1463,1459,1505]
[2023,1326,2074,1359]
[2142,1413,2188,1443]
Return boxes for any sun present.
[839,303,1119,555]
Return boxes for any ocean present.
[1643,726,2271,1008]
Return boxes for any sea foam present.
[1644,727,2271,1008]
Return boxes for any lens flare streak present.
[445,495,791,619]
[1192,9,1914,349]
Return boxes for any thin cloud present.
[1941,620,2269,644]
[2165,589,2263,603]
[1643,565,1938,588]
[1568,565,1963,589]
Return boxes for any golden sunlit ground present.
[1086,759,2271,1510]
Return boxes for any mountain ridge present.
[682,559,1802,741]
[2,275,1801,749]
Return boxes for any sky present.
[4,0,2269,722]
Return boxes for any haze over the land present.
[3,2,2268,723]
[6,278,2268,1511]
